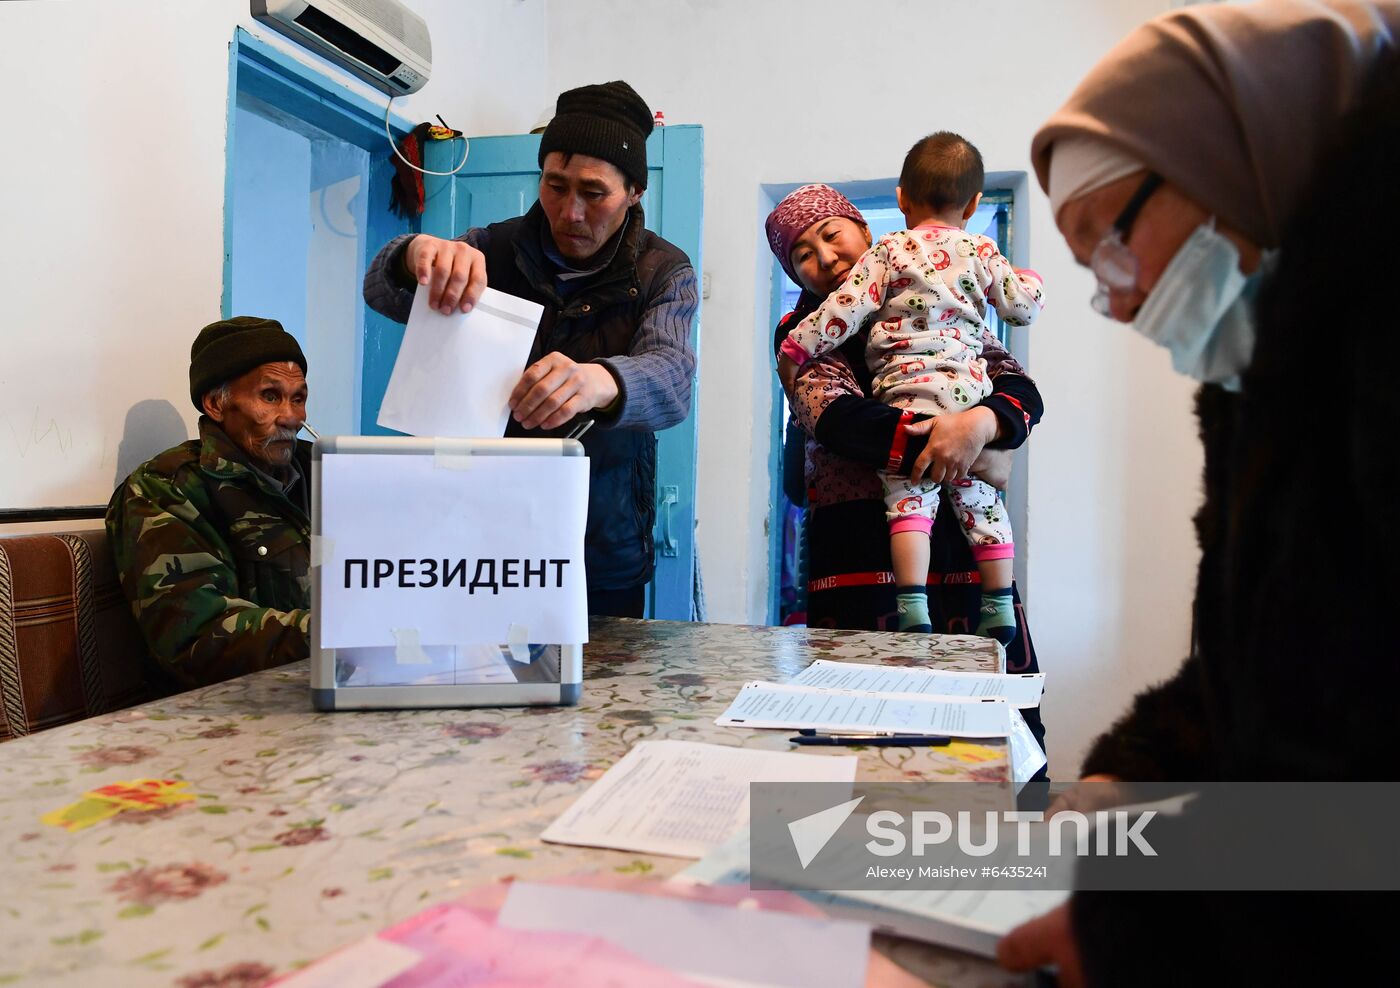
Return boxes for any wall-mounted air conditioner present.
[251,0,431,96]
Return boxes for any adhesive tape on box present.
[392,627,431,665]
[308,535,335,567]
[507,623,531,664]
[433,439,474,471]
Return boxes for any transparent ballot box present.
[312,640,582,710]
[309,435,586,711]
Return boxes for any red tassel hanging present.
[389,123,462,218]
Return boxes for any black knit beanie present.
[189,316,307,412]
[538,80,654,190]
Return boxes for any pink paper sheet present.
[376,902,700,987]
[277,874,924,988]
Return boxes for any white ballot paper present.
[678,829,1066,960]
[541,739,857,859]
[715,682,1012,738]
[1009,709,1047,791]
[318,452,588,648]
[498,882,872,988]
[332,643,519,686]
[377,285,541,439]
[793,659,1045,709]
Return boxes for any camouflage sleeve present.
[105,470,309,689]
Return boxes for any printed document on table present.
[541,739,856,859]
[715,682,1013,738]
[792,659,1045,709]
[377,285,541,439]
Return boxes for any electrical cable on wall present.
[384,97,469,176]
[385,98,470,217]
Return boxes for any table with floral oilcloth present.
[0,618,1026,988]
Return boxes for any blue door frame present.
[223,29,415,322]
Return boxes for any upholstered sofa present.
[0,529,153,741]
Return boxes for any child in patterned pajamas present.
[778,133,1044,640]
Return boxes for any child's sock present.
[896,586,932,633]
[976,587,1017,646]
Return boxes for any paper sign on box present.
[318,452,589,648]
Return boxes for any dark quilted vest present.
[481,203,688,590]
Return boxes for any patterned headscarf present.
[765,184,866,286]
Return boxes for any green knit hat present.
[189,316,306,412]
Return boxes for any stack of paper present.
[792,660,1044,708]
[715,681,1014,738]
[712,660,1047,787]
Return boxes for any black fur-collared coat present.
[1070,54,1399,987]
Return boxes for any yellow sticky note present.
[89,779,194,810]
[945,742,1003,764]
[41,797,125,832]
[43,779,197,831]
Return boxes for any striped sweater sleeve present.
[594,264,699,431]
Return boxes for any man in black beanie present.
[105,316,314,691]
[365,80,698,619]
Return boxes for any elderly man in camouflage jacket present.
[106,317,312,691]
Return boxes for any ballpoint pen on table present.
[795,728,951,738]
[789,732,952,747]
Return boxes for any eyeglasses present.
[1089,172,1163,316]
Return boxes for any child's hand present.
[776,354,802,395]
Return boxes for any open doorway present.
[223,29,412,438]
[763,178,1030,626]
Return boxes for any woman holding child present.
[765,172,1047,749]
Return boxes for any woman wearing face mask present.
[998,2,1400,984]
[765,185,1047,750]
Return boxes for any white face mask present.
[1132,220,1272,392]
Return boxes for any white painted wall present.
[543,0,1202,776]
[0,0,548,512]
